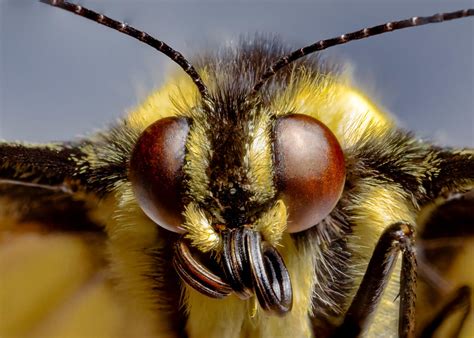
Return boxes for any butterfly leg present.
[332,222,416,338]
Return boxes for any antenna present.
[40,0,209,99]
[253,9,474,92]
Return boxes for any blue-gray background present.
[1,1,473,147]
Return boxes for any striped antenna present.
[40,0,209,99]
[252,9,474,92]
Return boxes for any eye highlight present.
[129,117,189,233]
[273,114,345,233]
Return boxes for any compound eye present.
[129,117,189,233]
[274,114,345,233]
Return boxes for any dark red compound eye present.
[273,114,346,233]
[129,117,189,233]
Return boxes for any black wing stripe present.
[0,142,87,189]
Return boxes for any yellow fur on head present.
[183,114,213,205]
[273,67,392,146]
[254,199,287,246]
[182,202,221,253]
[244,108,276,204]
